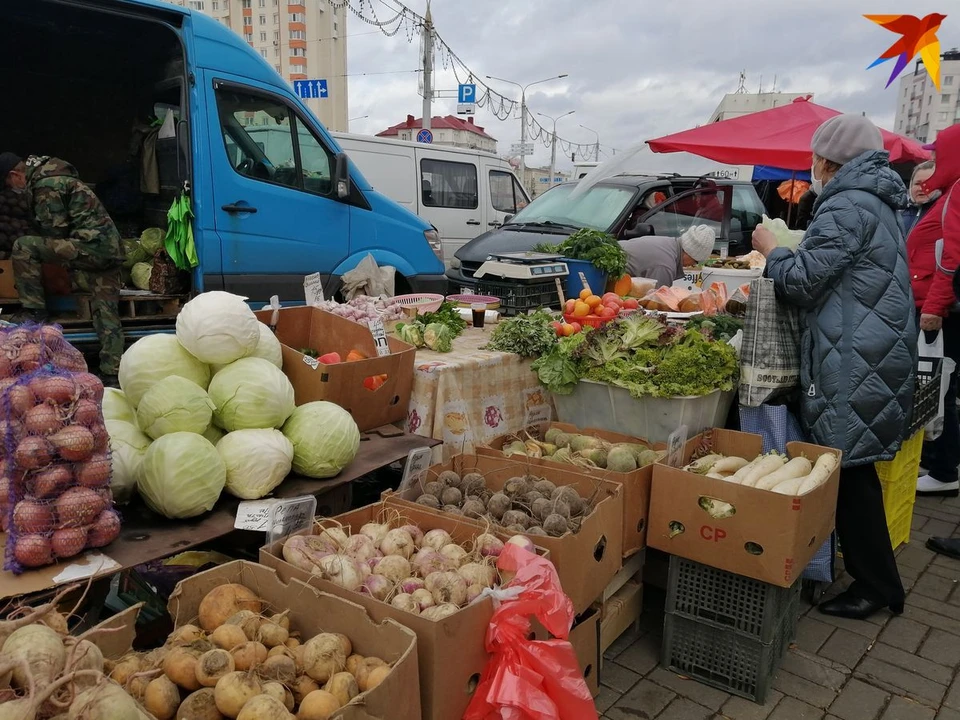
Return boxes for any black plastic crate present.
[908,356,942,437]
[662,608,796,704]
[666,556,800,643]
[475,279,557,316]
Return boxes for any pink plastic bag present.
[463,544,598,720]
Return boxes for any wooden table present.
[0,426,438,601]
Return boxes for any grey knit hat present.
[811,114,883,165]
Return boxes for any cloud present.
[346,0,957,171]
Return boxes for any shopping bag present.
[919,331,953,442]
[463,545,598,720]
[739,404,835,583]
[739,278,802,407]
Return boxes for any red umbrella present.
[646,96,930,170]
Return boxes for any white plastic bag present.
[920,331,951,442]
[341,253,396,300]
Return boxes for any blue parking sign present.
[458,84,476,103]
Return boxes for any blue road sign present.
[294,79,328,99]
[416,129,434,144]
[458,84,476,104]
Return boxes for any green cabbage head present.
[119,334,211,407]
[137,432,226,518]
[282,401,360,478]
[102,388,137,425]
[208,357,295,431]
[136,375,215,439]
[106,419,151,503]
[176,291,260,365]
[217,428,294,499]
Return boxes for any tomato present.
[601,292,621,306]
[604,301,621,313]
[599,306,618,319]
[570,322,582,333]
[573,301,591,318]
[623,298,640,310]
[579,288,592,301]
[551,321,564,337]
[318,352,342,365]
[364,374,387,391]
[564,298,577,313]
[561,323,576,337]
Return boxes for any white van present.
[331,133,530,261]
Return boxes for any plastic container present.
[552,380,735,444]
[877,429,924,548]
[700,267,762,295]
[563,259,607,299]
[475,280,557,316]
[390,293,445,314]
[909,357,942,436]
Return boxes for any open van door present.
[205,73,350,300]
[487,166,529,230]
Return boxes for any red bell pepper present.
[318,351,342,365]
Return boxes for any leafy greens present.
[484,311,558,358]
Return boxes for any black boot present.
[927,537,960,561]
[6,308,49,325]
[819,589,900,620]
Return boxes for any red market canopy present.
[646,96,930,170]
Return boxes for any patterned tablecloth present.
[404,327,554,460]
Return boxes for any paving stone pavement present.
[596,497,960,719]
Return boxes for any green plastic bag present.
[164,195,199,271]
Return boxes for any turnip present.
[168,624,204,646]
[63,638,104,693]
[281,536,329,573]
[225,611,261,642]
[214,671,261,718]
[459,562,497,589]
[423,480,443,498]
[301,634,345,683]
[315,526,348,551]
[289,675,320,705]
[3,623,67,690]
[258,655,296,684]
[345,654,365,676]
[411,549,451,577]
[398,577,425,595]
[332,634,352,660]
[163,647,202,691]
[421,528,452,552]
[108,656,142,688]
[420,604,459,621]
[297,689,340,719]
[390,593,420,613]
[361,574,392,602]
[236,694,291,720]
[358,522,390,546]
[416,494,440,509]
[461,498,485,519]
[410,588,435,612]
[425,571,468,606]
[505,535,536,554]
[475,533,504,558]
[324,671,358,707]
[373,555,411,584]
[316,555,364,592]
[543,513,568,537]
[486,492,511,520]
[267,645,294,660]
[466,584,484,604]
[257,619,289,649]
[230,642,266,672]
[197,649,235,687]
[262,681,294,711]
[343,534,378,563]
[211,625,246,651]
[67,679,150,720]
[176,688,222,720]
[144,676,180,720]
[380,529,415,559]
[398,524,423,548]
[360,664,390,692]
[501,510,531,529]
[198,585,262,633]
[439,543,468,568]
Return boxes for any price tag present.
[301,354,320,370]
[368,318,391,357]
[719,245,729,260]
[667,424,688,468]
[524,404,552,427]
[397,447,433,493]
[303,272,325,306]
[235,495,317,543]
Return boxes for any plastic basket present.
[390,293,445,314]
[475,280,557,316]
[662,607,796,704]
[908,357,942,436]
[876,429,923,546]
[563,312,615,329]
[666,556,801,643]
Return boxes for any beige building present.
[377,115,498,153]
[893,49,960,144]
[707,92,812,123]
[521,165,570,198]
[169,0,348,130]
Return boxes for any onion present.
[72,398,101,427]
[89,423,109,453]
[14,436,54,470]
[30,465,73,498]
[30,374,77,405]
[374,555,411,584]
[399,524,424,548]
[16,343,41,372]
[380,528,415,559]
[74,372,105,401]
[53,347,87,373]
[7,384,34,416]
[390,594,420,613]
[12,498,54,533]
[52,526,88,558]
[439,543,468,568]
[24,401,62,436]
[466,584,484,604]
[76,453,112,488]
[14,534,53,567]
[87,509,121,547]
[459,562,497,588]
[0,419,23,446]
[399,577,425,595]
[359,522,390,546]
[425,570,468,606]
[55,486,105,527]
[476,533,505,558]
[361,573,392,601]
[39,324,65,347]
[316,554,364,591]
[506,535,537,554]
[412,549,453,577]
[411,588,435,611]
[343,533,378,563]
[50,424,94,461]
[422,528,453,552]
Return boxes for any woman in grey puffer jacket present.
[752,114,917,621]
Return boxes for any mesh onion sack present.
[2,362,120,574]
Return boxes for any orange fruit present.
[585,295,602,309]
[573,301,591,318]
[579,288,592,300]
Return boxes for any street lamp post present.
[348,115,369,130]
[486,73,569,189]
[579,124,599,162]
[538,111,575,189]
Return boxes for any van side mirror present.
[334,152,350,199]
[503,214,514,224]
[624,223,654,240]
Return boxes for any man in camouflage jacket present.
[0,153,125,377]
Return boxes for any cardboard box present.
[254,306,415,431]
[600,578,643,655]
[0,260,16,298]
[259,502,538,720]
[569,607,601,697]
[384,453,624,614]
[647,429,841,588]
[479,421,665,557]
[169,560,420,720]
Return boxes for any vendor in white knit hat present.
[621,224,716,288]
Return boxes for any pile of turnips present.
[0,323,121,573]
[104,292,361,520]
[280,516,537,617]
[107,583,397,719]
[414,468,597,538]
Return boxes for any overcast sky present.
[344,0,957,175]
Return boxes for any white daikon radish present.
[728,455,766,484]
[798,453,839,495]
[771,475,806,495]
[754,457,812,491]
[739,454,788,488]
[710,456,749,474]
[683,454,724,474]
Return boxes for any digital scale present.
[473,252,569,282]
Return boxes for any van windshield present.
[507,184,636,232]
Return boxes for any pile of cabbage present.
[105,291,361,519]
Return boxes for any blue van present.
[2,0,446,338]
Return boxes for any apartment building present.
[170,0,348,130]
[894,49,960,144]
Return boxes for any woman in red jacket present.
[908,124,960,496]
